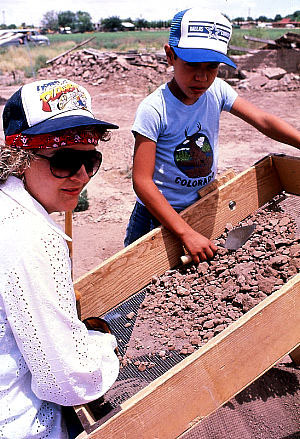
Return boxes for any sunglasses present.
[35,149,102,178]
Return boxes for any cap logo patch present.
[187,21,231,43]
[37,80,88,113]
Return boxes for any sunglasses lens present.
[50,150,102,178]
[83,151,102,176]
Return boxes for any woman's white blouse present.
[0,177,119,439]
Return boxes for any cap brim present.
[22,115,119,135]
[173,47,236,69]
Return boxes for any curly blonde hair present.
[0,145,35,182]
[0,127,110,183]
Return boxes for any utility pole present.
[2,10,5,25]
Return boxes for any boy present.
[124,7,300,263]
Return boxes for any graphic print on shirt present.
[174,123,213,178]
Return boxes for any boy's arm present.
[132,134,217,263]
[230,96,300,148]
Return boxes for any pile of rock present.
[219,64,300,91]
[38,48,170,90]
[246,32,300,50]
[120,196,299,370]
[220,33,300,91]
[38,41,300,93]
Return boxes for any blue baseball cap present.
[169,7,236,68]
[3,78,119,137]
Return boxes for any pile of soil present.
[38,49,172,94]
[120,197,299,369]
[37,47,300,95]
[227,70,300,92]
[218,64,300,92]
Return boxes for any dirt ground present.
[0,80,299,279]
[0,75,299,438]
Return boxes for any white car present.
[29,30,50,45]
[0,29,50,47]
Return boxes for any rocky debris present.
[219,32,300,91]
[241,71,300,91]
[245,32,300,50]
[274,32,300,49]
[126,311,135,320]
[122,50,167,69]
[119,196,299,371]
[37,42,300,93]
[231,48,300,74]
[38,48,171,91]
[263,67,287,80]
[219,64,300,92]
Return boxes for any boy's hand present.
[181,229,218,264]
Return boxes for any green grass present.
[48,30,169,51]
[0,41,74,78]
[47,28,300,51]
[0,28,299,77]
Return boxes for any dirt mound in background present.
[38,49,172,94]
[38,46,300,94]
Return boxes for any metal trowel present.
[180,223,256,264]
[224,223,256,250]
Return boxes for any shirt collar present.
[0,176,72,242]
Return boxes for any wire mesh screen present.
[84,192,300,428]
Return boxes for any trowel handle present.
[181,254,193,265]
[74,289,81,301]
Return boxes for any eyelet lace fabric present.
[0,177,119,439]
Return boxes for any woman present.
[0,79,119,438]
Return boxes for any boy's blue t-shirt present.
[132,77,238,210]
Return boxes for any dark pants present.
[124,202,161,246]
[62,406,84,439]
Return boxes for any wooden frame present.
[73,154,300,438]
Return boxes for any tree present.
[101,16,122,32]
[274,14,282,22]
[290,10,300,20]
[58,10,76,31]
[257,15,271,22]
[41,10,59,32]
[234,17,245,25]
[0,23,17,29]
[135,18,149,29]
[154,20,168,28]
[75,11,93,32]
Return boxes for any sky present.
[1,0,299,27]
